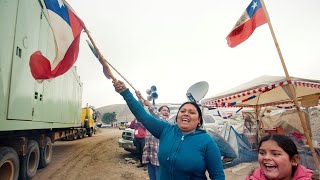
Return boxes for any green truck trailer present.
[0,1,89,179]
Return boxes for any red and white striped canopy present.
[201,75,320,108]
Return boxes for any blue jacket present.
[121,89,225,180]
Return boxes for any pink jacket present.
[245,165,313,180]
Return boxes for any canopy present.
[201,75,320,170]
[201,75,320,108]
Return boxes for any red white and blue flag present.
[226,0,267,48]
[30,0,84,80]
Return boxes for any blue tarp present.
[207,126,258,168]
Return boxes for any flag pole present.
[84,27,146,100]
[84,27,116,81]
[260,0,320,170]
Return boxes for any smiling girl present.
[246,134,313,180]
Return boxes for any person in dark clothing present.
[129,119,146,168]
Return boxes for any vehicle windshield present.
[204,115,215,123]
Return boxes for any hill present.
[96,103,181,123]
[96,104,135,123]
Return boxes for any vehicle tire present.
[38,137,52,169]
[83,129,87,138]
[87,128,93,137]
[79,131,83,139]
[19,140,40,180]
[73,133,78,140]
[66,135,74,141]
[124,148,134,153]
[0,147,19,180]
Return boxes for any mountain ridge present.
[96,103,180,122]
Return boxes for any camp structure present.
[207,125,258,168]
[201,75,320,170]
[201,75,320,108]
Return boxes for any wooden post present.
[260,0,320,170]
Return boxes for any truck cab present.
[81,106,96,137]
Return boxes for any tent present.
[207,126,257,168]
[261,108,320,170]
[201,75,320,108]
[201,75,320,170]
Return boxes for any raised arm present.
[113,80,168,138]
[135,90,167,120]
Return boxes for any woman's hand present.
[135,91,152,107]
[135,91,143,99]
[143,99,152,107]
[113,80,127,93]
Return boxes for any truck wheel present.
[79,130,85,139]
[73,133,78,140]
[19,140,40,180]
[88,128,93,137]
[38,137,52,169]
[0,147,19,180]
[66,135,74,141]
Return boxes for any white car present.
[203,114,225,132]
[118,128,136,153]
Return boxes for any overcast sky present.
[67,0,320,108]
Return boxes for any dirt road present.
[33,128,148,180]
[33,128,256,180]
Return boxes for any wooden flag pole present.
[84,27,146,100]
[84,27,116,81]
[260,0,320,170]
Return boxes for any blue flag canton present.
[246,0,263,18]
[45,0,70,25]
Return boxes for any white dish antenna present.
[186,81,209,102]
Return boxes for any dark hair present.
[159,105,170,113]
[258,134,299,176]
[175,102,203,128]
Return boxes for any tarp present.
[261,109,307,134]
[207,126,257,168]
[201,75,320,108]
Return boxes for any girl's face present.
[258,140,298,180]
[177,104,199,133]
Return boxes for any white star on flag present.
[251,1,258,10]
[57,0,64,8]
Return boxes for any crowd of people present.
[113,80,316,180]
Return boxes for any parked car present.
[118,128,136,153]
[96,123,102,128]
[202,114,224,132]
[118,122,127,130]
[101,123,112,128]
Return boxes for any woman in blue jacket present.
[113,80,225,180]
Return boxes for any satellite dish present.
[186,81,209,102]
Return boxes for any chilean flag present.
[30,0,84,80]
[226,0,267,48]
